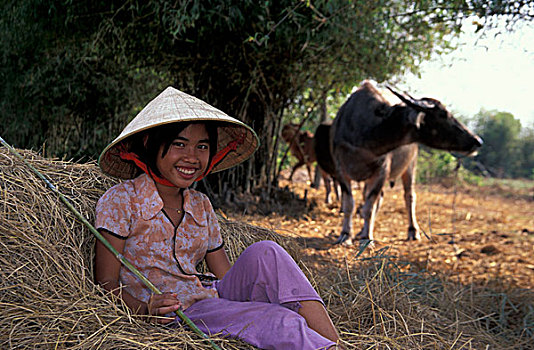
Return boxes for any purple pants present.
[182,240,336,350]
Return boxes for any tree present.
[2,0,533,196]
[0,0,166,159]
[473,109,522,177]
[516,127,534,179]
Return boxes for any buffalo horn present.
[386,86,434,111]
[386,86,414,105]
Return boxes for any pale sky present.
[399,20,534,129]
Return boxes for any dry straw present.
[1,148,532,349]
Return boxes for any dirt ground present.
[223,169,534,291]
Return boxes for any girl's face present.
[156,123,211,188]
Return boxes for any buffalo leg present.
[318,169,333,204]
[333,179,353,245]
[333,178,340,203]
[312,165,322,189]
[401,161,420,240]
[323,175,332,204]
[355,174,386,241]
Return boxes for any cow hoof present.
[333,232,350,245]
[407,227,420,241]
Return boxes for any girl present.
[95,87,342,349]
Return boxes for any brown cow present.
[281,123,339,203]
[281,123,316,182]
[327,81,482,245]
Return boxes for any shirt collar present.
[183,188,206,226]
[135,174,163,221]
[135,173,205,225]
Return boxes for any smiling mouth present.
[176,166,196,175]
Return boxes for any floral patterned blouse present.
[95,173,223,310]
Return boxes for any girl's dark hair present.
[130,121,219,177]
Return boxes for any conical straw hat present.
[99,86,259,179]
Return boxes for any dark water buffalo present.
[329,81,482,245]
[313,123,340,204]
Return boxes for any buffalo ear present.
[415,112,425,129]
[406,110,425,129]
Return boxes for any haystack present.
[0,148,281,349]
[1,148,531,349]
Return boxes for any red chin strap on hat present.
[118,133,246,185]
[118,146,177,187]
[195,133,246,182]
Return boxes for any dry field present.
[226,169,534,291]
[222,168,534,348]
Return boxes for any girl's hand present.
[146,292,182,324]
